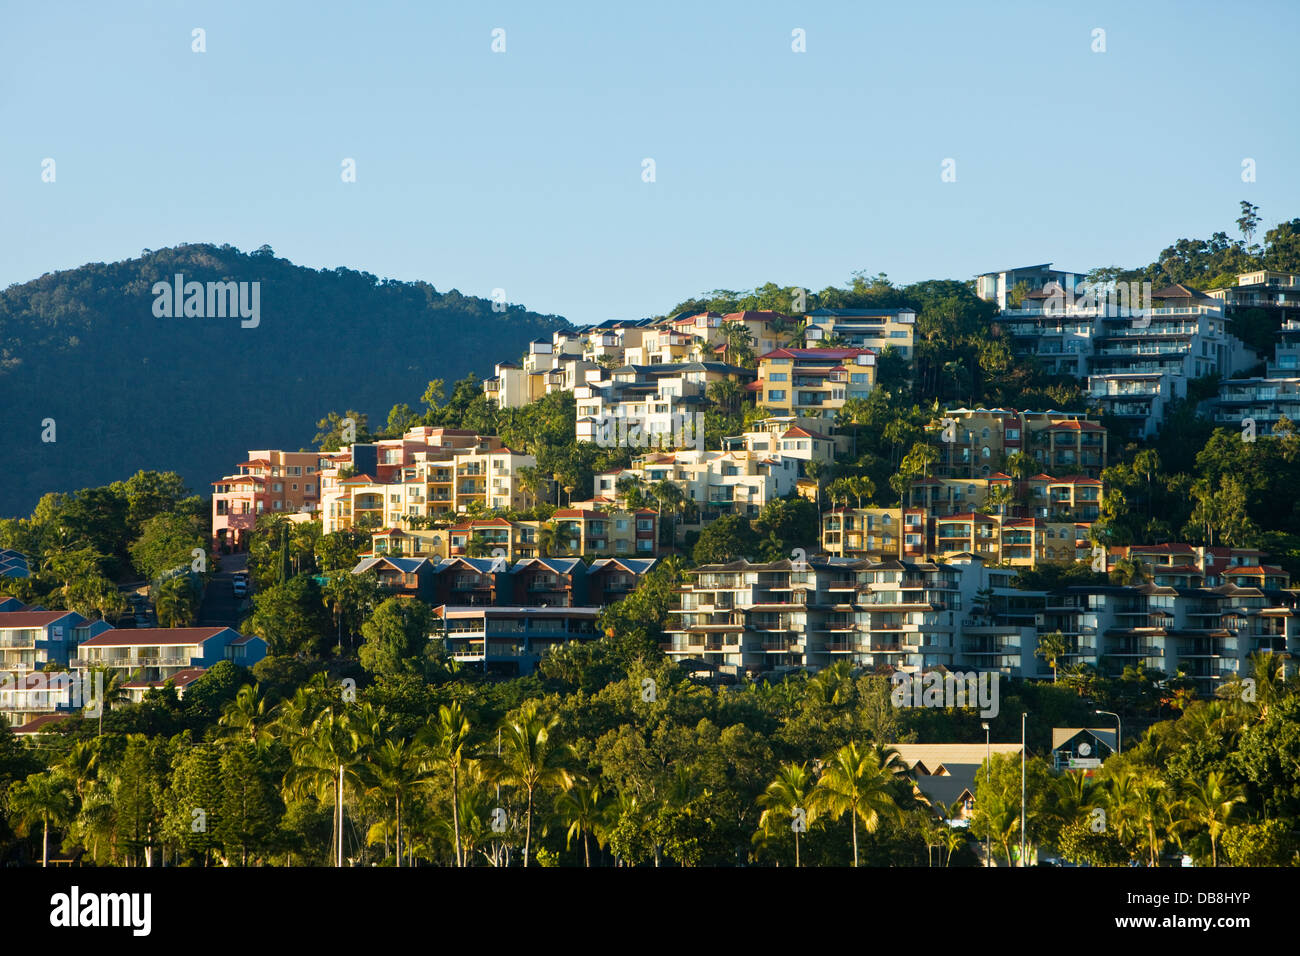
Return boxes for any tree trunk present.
[524,789,533,867]
[583,831,590,868]
[395,794,402,868]
[42,818,49,868]
[851,815,859,867]
[452,764,462,867]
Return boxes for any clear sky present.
[3,0,1297,326]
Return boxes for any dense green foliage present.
[0,243,570,516]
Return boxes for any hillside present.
[0,244,570,516]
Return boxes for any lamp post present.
[1095,709,1121,754]
[1020,712,1027,867]
[982,720,991,867]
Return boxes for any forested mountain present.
[0,244,570,516]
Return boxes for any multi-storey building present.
[483,334,597,408]
[0,671,80,727]
[71,627,266,702]
[320,431,537,533]
[931,408,1108,479]
[804,307,917,361]
[574,362,754,445]
[721,421,840,471]
[822,507,1088,566]
[1212,319,1300,435]
[0,549,29,579]
[975,263,1082,311]
[755,347,876,420]
[212,448,329,551]
[663,555,1019,677]
[596,449,800,524]
[906,472,1101,524]
[0,610,111,675]
[1205,270,1300,323]
[426,556,657,675]
[663,554,1300,691]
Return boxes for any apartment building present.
[990,278,1257,438]
[483,335,599,408]
[1212,319,1300,435]
[1021,580,1300,697]
[0,549,29,579]
[722,420,841,471]
[1103,544,1289,590]
[71,627,266,702]
[804,307,917,361]
[574,362,754,445]
[931,408,1108,479]
[0,610,111,675]
[435,605,602,676]
[596,449,801,523]
[906,471,1101,525]
[320,435,537,533]
[212,448,329,551]
[662,555,1023,677]
[664,553,1300,691]
[822,507,1088,566]
[755,347,876,419]
[580,317,657,367]
[427,556,657,675]
[0,671,80,727]
[1205,270,1300,323]
[975,263,1084,311]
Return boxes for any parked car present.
[232,578,248,597]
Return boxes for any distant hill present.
[0,243,570,516]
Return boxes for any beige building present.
[755,347,876,420]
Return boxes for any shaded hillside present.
[0,244,570,515]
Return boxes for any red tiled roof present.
[13,714,75,735]
[123,668,208,690]
[80,627,230,647]
[0,611,79,628]
[761,347,876,361]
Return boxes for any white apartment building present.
[595,448,800,523]
[574,362,754,445]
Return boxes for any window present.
[851,373,868,384]
[273,482,283,492]
[768,390,786,401]
[769,372,788,382]
[291,483,298,491]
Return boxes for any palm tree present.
[707,379,743,416]
[537,522,559,559]
[489,701,576,867]
[366,735,434,867]
[756,761,816,867]
[219,683,276,750]
[155,576,197,628]
[1177,771,1245,867]
[719,320,756,367]
[424,702,473,867]
[86,666,131,736]
[284,708,372,867]
[810,743,903,866]
[6,772,75,867]
[1035,630,1069,683]
[555,780,605,867]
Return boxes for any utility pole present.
[337,762,344,868]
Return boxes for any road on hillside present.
[198,552,251,629]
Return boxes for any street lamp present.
[1095,709,1121,755]
[982,720,991,867]
[1020,712,1027,867]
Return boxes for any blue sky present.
[2,0,1297,326]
